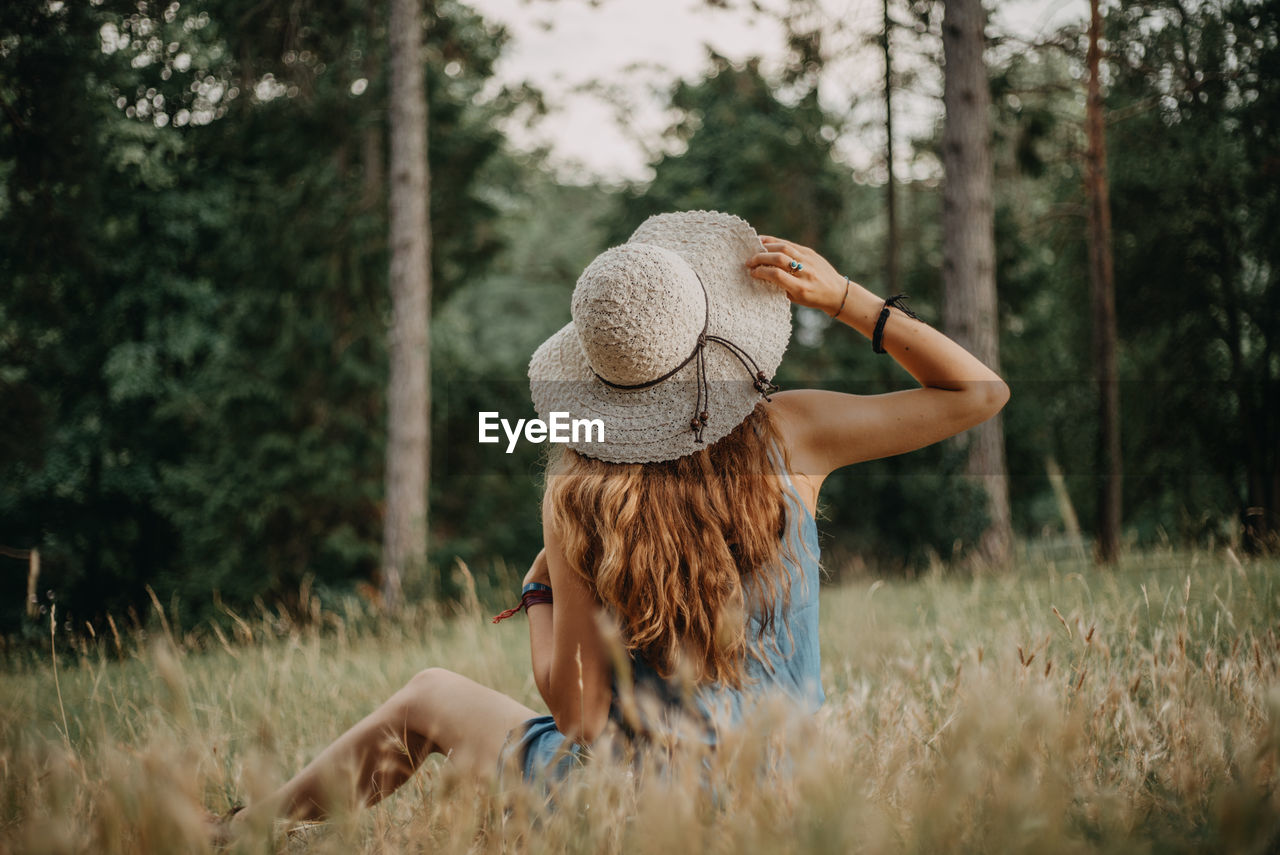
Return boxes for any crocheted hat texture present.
[528,210,792,463]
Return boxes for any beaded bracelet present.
[491,582,553,624]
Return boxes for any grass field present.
[2,548,1279,853]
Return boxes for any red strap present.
[491,590,554,624]
[491,604,523,624]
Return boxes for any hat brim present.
[528,211,792,464]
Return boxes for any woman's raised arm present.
[748,236,1009,485]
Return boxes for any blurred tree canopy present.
[1,0,1277,638]
[612,52,846,248]
[1106,0,1279,548]
[0,0,531,631]
[987,0,1279,550]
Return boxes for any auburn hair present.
[544,404,795,689]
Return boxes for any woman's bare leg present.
[235,668,537,827]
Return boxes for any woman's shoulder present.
[762,392,827,517]
[762,390,842,457]
[764,388,843,420]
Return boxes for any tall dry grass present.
[2,548,1278,853]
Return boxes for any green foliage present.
[1104,0,1279,548]
[4,0,1278,641]
[612,53,847,249]
[0,0,524,630]
[986,45,1100,539]
[982,0,1280,548]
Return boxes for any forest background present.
[1,0,1277,641]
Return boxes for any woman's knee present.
[386,668,457,750]
[405,666,454,694]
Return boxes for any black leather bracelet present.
[871,294,919,354]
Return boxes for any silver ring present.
[789,260,803,272]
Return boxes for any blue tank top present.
[500,457,824,781]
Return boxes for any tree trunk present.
[383,0,432,611]
[941,0,1012,566]
[360,2,384,211]
[883,0,899,296]
[1085,0,1122,564]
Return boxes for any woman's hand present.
[523,548,550,587]
[751,234,1009,485]
[746,236,848,316]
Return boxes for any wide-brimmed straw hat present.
[528,210,792,463]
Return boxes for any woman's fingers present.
[746,251,799,270]
[748,248,840,312]
[760,237,812,256]
[760,270,827,309]
[747,263,808,303]
[748,248,812,302]
[749,236,843,312]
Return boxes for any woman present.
[215,210,1007,836]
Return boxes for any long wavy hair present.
[544,404,795,689]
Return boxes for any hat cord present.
[592,273,780,443]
